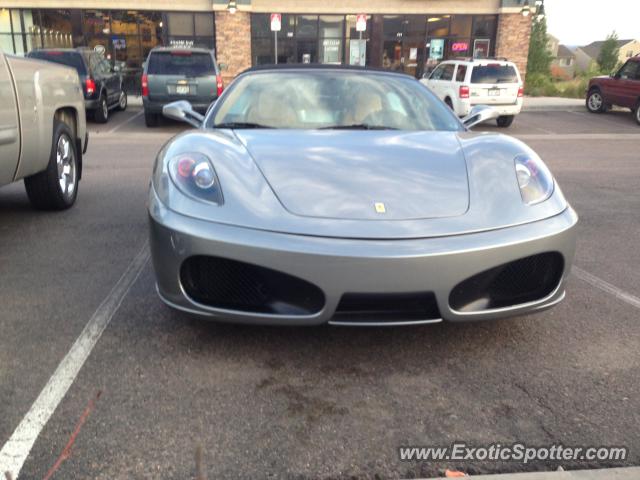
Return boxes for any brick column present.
[495,13,532,82]
[215,11,252,85]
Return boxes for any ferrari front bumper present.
[149,188,578,326]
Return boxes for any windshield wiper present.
[213,122,273,129]
[320,124,398,130]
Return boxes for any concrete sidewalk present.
[522,96,585,112]
[425,467,640,479]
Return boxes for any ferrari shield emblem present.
[374,202,386,214]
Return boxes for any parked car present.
[149,65,577,326]
[586,55,640,125]
[0,49,87,210]
[27,47,127,123]
[421,58,524,128]
[142,47,223,127]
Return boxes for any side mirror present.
[219,63,228,71]
[162,100,205,128]
[462,105,500,129]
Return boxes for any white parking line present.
[0,244,150,479]
[516,133,640,141]
[105,110,143,135]
[573,266,640,310]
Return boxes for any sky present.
[545,0,640,46]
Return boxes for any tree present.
[526,17,554,77]
[597,31,620,74]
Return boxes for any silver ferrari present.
[148,66,577,326]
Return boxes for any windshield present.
[147,51,215,77]
[471,64,518,84]
[208,70,462,131]
[28,51,87,75]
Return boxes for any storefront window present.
[382,15,404,38]
[427,16,450,37]
[194,13,214,37]
[278,14,295,39]
[319,16,343,64]
[296,15,317,38]
[450,15,472,37]
[0,8,13,52]
[252,36,272,65]
[472,16,496,38]
[167,12,193,36]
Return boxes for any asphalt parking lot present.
[1,106,639,479]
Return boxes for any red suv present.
[586,55,640,125]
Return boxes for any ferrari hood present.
[235,130,469,221]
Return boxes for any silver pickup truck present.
[0,49,87,210]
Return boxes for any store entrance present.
[380,16,427,78]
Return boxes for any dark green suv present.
[142,47,223,127]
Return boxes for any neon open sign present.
[452,42,469,52]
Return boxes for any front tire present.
[94,94,109,123]
[117,90,127,111]
[586,89,606,113]
[24,120,79,210]
[496,115,515,128]
[634,102,640,126]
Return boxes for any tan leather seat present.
[246,91,298,127]
[344,90,383,124]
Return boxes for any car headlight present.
[514,154,554,205]
[168,153,223,205]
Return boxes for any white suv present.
[421,59,524,127]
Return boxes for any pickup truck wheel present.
[145,111,159,127]
[94,95,109,123]
[117,90,127,111]
[586,89,606,113]
[496,115,515,128]
[24,120,78,210]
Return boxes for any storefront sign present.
[349,39,366,66]
[270,13,281,32]
[356,14,367,32]
[452,41,469,52]
[322,39,341,64]
[474,39,490,59]
[429,39,444,60]
[112,37,126,50]
[169,39,194,48]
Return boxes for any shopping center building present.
[0,0,533,91]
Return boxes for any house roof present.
[557,45,574,58]
[579,39,636,59]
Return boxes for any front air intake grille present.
[449,252,564,312]
[333,292,441,323]
[180,256,325,315]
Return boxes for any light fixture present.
[521,0,531,16]
[227,0,237,14]
[536,3,545,20]
[159,21,163,27]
